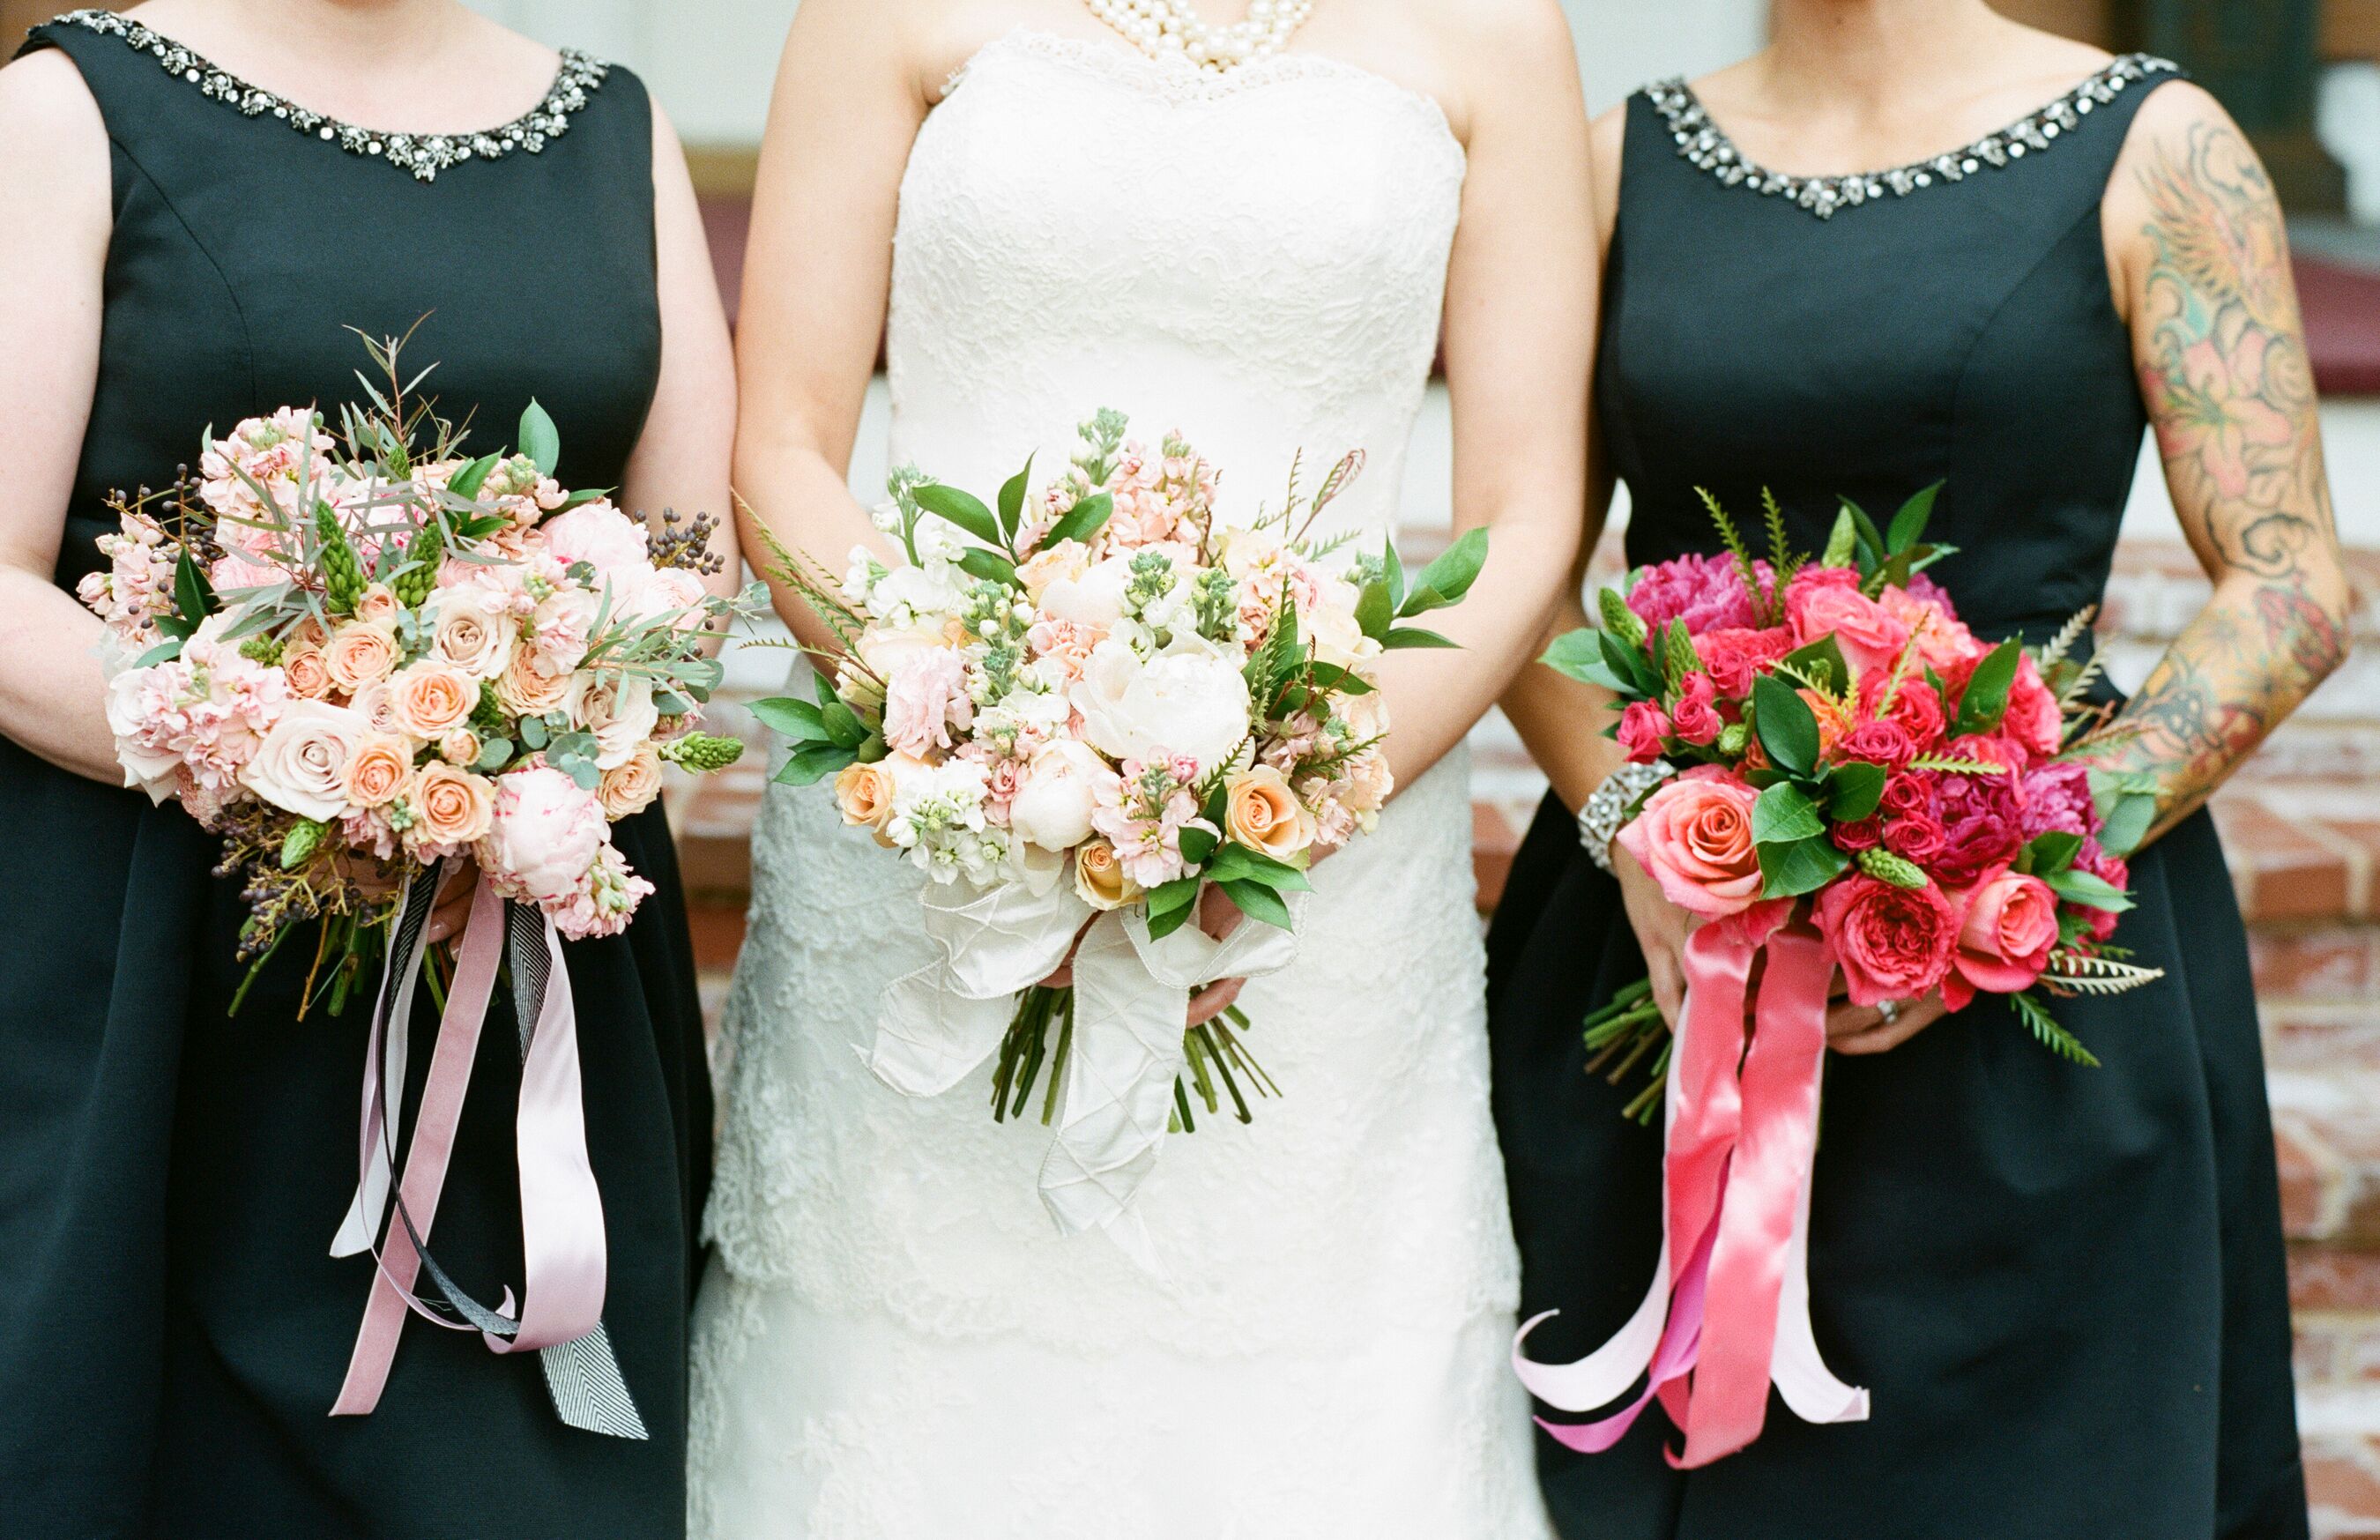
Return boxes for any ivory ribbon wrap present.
[329,860,643,1438]
[1513,900,1869,1467]
[866,874,1305,1248]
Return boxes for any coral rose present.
[1614,768,1763,918]
[281,646,332,701]
[1942,864,2060,1009]
[495,646,582,717]
[1813,874,1958,1006]
[324,622,400,694]
[407,762,496,852]
[1223,764,1316,862]
[342,733,414,809]
[1789,582,1910,678]
[389,660,477,740]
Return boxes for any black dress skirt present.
[1487,56,2309,1540]
[0,15,710,1537]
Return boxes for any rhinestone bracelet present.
[1577,760,1675,874]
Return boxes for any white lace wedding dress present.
[688,30,1553,1538]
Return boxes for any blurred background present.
[11,3,2376,1527]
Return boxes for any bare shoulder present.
[0,46,108,206]
[1420,0,1575,76]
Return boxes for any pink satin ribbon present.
[1518,900,1867,1467]
[331,870,608,1417]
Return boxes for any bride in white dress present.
[692,1,1593,1533]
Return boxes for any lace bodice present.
[886,30,1463,541]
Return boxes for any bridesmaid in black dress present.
[0,4,733,1535]
[1491,5,2347,1537]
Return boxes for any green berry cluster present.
[316,503,364,616]
[659,733,747,773]
[394,517,444,608]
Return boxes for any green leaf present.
[2044,867,2133,913]
[1885,482,1942,554]
[1145,896,1199,941]
[913,482,1001,547]
[553,486,611,512]
[774,740,859,787]
[1952,638,2023,737]
[1307,662,1372,696]
[1178,824,1220,868]
[997,453,1033,544]
[173,551,215,630]
[133,637,184,667]
[1040,492,1112,551]
[1758,835,1851,899]
[1398,526,1490,616]
[750,696,832,743]
[473,737,514,773]
[2097,792,2156,859]
[1752,673,1820,777]
[1217,878,1294,931]
[1382,626,1459,651]
[517,715,550,751]
[1752,781,1826,845]
[1819,507,1861,569]
[518,399,561,477]
[2024,830,2085,875]
[957,547,1018,588]
[1204,844,1311,892]
[1839,497,1886,569]
[446,451,501,501]
[820,699,868,748]
[1355,578,1394,642]
[2011,991,2101,1068]
[1385,535,1408,613]
[1598,629,1663,697]
[1777,635,1848,697]
[1145,877,1200,919]
[1827,760,1887,822]
[1541,629,1627,690]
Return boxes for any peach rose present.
[834,760,897,836]
[1614,768,1764,918]
[494,646,581,717]
[1075,838,1142,911]
[1943,864,2060,1008]
[289,614,331,652]
[406,761,495,850]
[354,583,400,626]
[282,646,332,700]
[1789,584,1910,679]
[324,621,400,694]
[343,733,414,809]
[599,742,665,820]
[440,729,482,767]
[1223,764,1315,862]
[389,660,477,740]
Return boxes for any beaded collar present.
[1647,53,2179,219]
[46,9,606,182]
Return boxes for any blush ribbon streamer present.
[327,860,643,1438]
[1513,900,1869,1467]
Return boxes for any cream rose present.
[1305,577,1382,671]
[351,680,400,734]
[1223,764,1316,861]
[1007,739,1116,852]
[1074,838,1142,911]
[343,732,414,809]
[241,699,369,822]
[428,587,517,680]
[579,673,659,770]
[440,729,482,767]
[407,761,496,850]
[1070,637,1250,776]
[389,660,477,740]
[494,646,582,717]
[599,742,666,820]
[354,582,400,626]
[324,621,400,694]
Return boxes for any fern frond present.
[2056,653,2108,712]
[2010,992,2101,1068]
[2041,952,2167,995]
[2037,605,2097,670]
[1908,755,2007,776]
[1696,487,1771,626]
[1762,489,1804,595]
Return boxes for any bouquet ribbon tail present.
[1515,903,1867,1466]
[865,878,1088,1097]
[328,862,642,1439]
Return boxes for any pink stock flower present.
[1626,553,1761,636]
[1942,865,2061,1010]
[882,648,975,759]
[1617,701,1671,764]
[1814,874,1958,1006]
[1614,768,1763,918]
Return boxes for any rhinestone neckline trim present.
[1647,53,2178,219]
[48,9,606,182]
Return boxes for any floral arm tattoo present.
[2109,117,2349,841]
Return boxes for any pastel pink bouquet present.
[1516,488,2162,1467]
[756,410,1480,1239]
[83,339,755,1009]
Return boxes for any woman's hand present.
[1613,841,1695,1029]
[1036,884,1248,1028]
[1826,991,1949,1055]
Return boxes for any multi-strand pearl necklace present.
[1082,0,1316,72]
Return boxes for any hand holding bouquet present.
[756,410,1484,1244]
[1516,487,2162,1466]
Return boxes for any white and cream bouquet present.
[756,409,1482,1241]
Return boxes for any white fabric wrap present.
[866,877,1306,1246]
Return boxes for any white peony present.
[1007,739,1117,852]
[1070,637,1250,775]
[1039,554,1135,627]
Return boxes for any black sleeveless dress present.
[1486,57,2309,1540]
[1,15,710,1537]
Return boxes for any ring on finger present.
[1876,998,1902,1027]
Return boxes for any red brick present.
[2283,1123,2337,1238]
[2253,928,2380,1001]
[2296,1249,2380,1313]
[679,830,753,899]
[1473,801,1518,914]
[2329,820,2380,920]
[686,901,749,971]
[2215,794,2355,924]
[2306,1450,2380,1532]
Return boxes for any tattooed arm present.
[2098,86,2352,845]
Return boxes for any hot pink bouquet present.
[1516,487,2162,1467]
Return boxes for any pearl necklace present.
[1082,0,1316,73]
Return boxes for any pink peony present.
[1693,625,1796,698]
[1943,865,2061,1009]
[1617,701,1671,764]
[1626,554,1762,636]
[882,648,976,759]
[1814,874,1958,1006]
[2019,762,2096,842]
[1670,672,1723,747]
[479,765,610,906]
[1614,767,1764,918]
[1931,741,2028,885]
